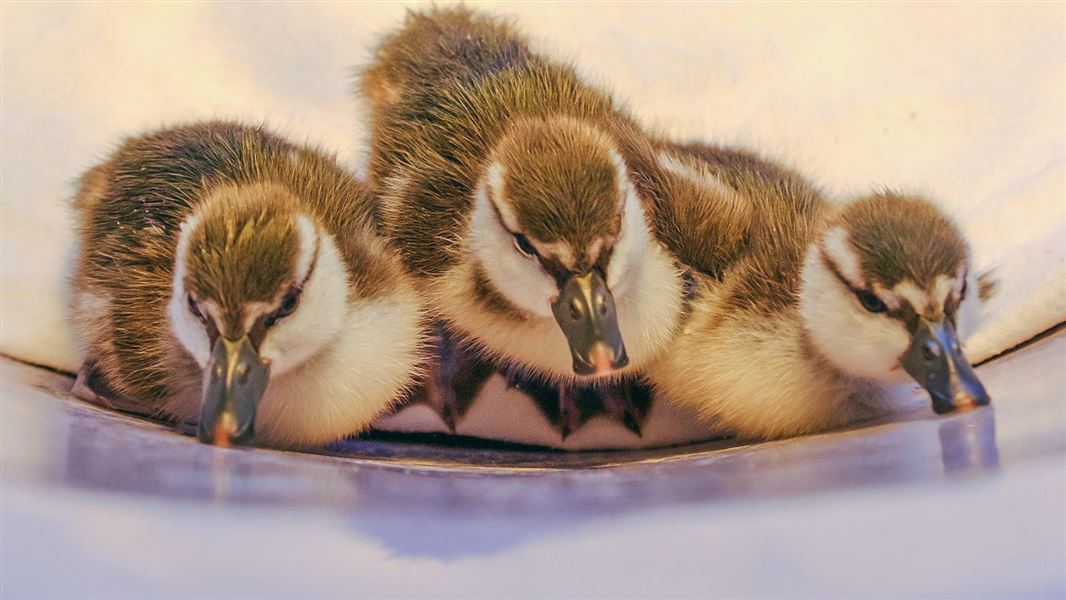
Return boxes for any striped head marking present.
[168,183,348,381]
[800,192,989,412]
[467,116,649,376]
[488,116,625,271]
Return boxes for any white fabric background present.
[1,3,1063,446]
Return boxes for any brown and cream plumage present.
[647,141,991,440]
[69,121,425,447]
[359,7,685,437]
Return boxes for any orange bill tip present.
[213,412,235,448]
[590,342,614,376]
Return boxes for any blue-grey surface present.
[1,332,1064,598]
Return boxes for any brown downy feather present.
[361,6,533,131]
[654,142,831,313]
[360,6,663,280]
[359,6,698,437]
[660,141,975,323]
[650,140,982,439]
[833,191,968,288]
[71,121,405,412]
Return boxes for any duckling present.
[359,7,684,435]
[69,121,425,447]
[647,142,991,440]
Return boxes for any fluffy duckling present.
[359,8,684,433]
[648,142,991,440]
[69,122,425,447]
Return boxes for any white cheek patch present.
[167,215,211,367]
[167,283,211,368]
[822,227,864,288]
[258,230,348,378]
[605,172,652,292]
[468,180,558,318]
[800,246,911,382]
[607,147,631,204]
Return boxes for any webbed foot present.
[397,324,495,432]
[598,379,654,437]
[557,384,587,440]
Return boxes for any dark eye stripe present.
[187,293,205,322]
[856,290,886,313]
[819,248,866,295]
[819,248,901,316]
[512,232,538,259]
[265,287,302,327]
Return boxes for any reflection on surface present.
[3,329,1064,559]
[51,397,1008,518]
[939,407,1000,476]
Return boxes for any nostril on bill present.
[570,297,583,320]
[236,362,250,384]
[923,340,940,362]
[595,293,607,315]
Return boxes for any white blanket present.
[2,3,1062,448]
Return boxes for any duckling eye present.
[265,287,301,327]
[856,290,887,313]
[187,294,205,322]
[512,233,538,259]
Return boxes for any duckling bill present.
[70,121,425,448]
[900,317,988,413]
[551,271,628,376]
[198,333,269,445]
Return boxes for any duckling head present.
[468,116,651,377]
[167,183,350,445]
[799,191,990,414]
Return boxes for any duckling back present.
[652,140,827,292]
[647,143,872,439]
[361,6,533,124]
